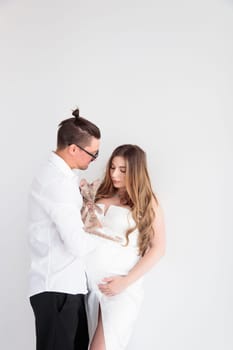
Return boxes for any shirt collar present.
[48,151,79,179]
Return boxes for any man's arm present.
[31,178,95,257]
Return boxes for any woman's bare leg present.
[89,307,106,350]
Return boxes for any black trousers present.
[30,292,89,350]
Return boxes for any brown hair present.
[95,144,157,256]
[57,108,101,149]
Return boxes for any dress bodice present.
[95,204,139,249]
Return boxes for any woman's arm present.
[98,202,166,296]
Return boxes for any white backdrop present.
[0,0,232,349]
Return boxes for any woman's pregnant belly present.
[84,239,140,289]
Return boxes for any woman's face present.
[110,156,127,189]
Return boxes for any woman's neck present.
[114,189,128,205]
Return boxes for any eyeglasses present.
[72,143,99,160]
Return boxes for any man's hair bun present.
[72,108,80,119]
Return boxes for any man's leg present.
[74,294,89,350]
[30,292,89,350]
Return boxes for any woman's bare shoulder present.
[152,196,164,217]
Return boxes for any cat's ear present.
[91,179,101,192]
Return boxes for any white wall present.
[0,0,232,349]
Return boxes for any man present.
[28,108,101,350]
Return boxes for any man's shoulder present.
[35,158,60,180]
[31,158,67,193]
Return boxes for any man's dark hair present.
[57,108,101,149]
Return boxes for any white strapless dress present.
[84,204,144,350]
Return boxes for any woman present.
[84,144,166,350]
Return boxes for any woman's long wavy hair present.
[95,144,157,256]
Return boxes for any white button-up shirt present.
[28,152,90,297]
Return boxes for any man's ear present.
[68,144,77,155]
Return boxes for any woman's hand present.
[98,276,129,296]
